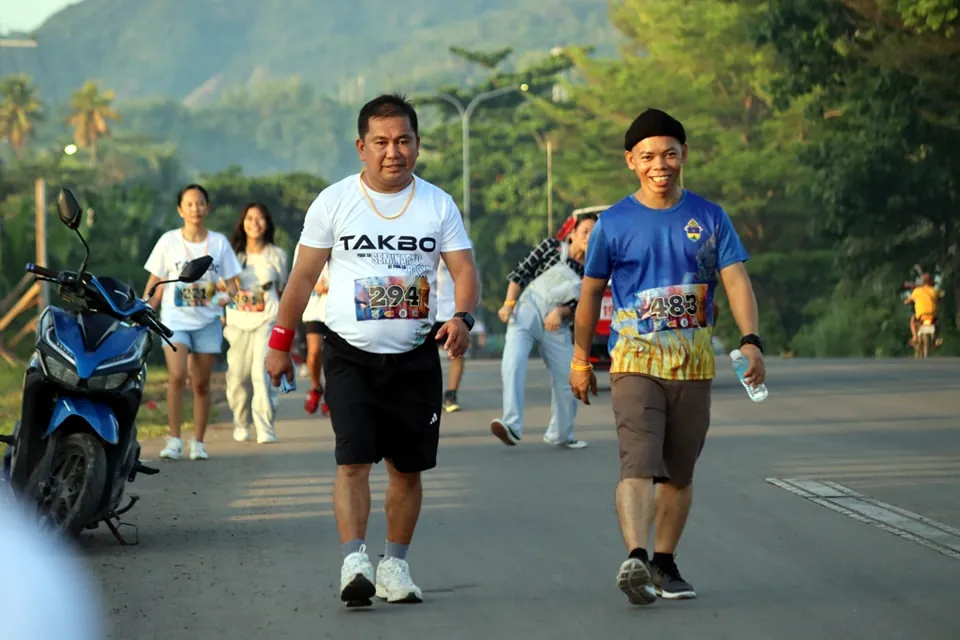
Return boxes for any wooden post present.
[546,138,553,235]
[35,177,48,312]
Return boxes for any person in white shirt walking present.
[224,202,289,444]
[265,94,479,608]
[295,246,331,416]
[143,184,242,461]
[432,260,479,412]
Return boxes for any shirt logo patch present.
[684,218,703,242]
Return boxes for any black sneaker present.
[443,390,460,413]
[490,419,520,446]
[616,557,657,605]
[651,555,696,599]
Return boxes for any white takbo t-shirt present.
[144,229,242,331]
[298,173,473,354]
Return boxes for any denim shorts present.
[170,320,223,354]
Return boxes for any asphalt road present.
[79,357,960,639]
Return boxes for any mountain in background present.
[0,0,620,179]
[3,0,617,104]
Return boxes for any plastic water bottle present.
[729,349,768,402]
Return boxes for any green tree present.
[417,48,580,318]
[756,0,960,346]
[0,75,44,159]
[67,81,120,166]
[198,167,330,252]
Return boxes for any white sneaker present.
[233,427,249,442]
[340,545,376,606]
[543,434,588,449]
[189,440,208,460]
[256,431,277,444]
[159,437,182,460]
[376,556,423,603]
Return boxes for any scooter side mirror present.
[179,256,213,284]
[57,189,83,230]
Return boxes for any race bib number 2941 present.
[638,284,708,330]
[354,275,430,321]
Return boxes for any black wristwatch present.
[739,333,764,354]
[453,311,475,331]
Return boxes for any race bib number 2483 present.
[354,275,430,321]
[637,284,708,330]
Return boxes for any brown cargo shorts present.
[611,373,712,488]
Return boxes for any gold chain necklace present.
[358,171,416,220]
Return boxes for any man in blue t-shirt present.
[569,108,766,606]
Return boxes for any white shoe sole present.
[376,584,423,604]
[655,586,697,600]
[617,559,657,605]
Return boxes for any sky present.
[1,0,78,33]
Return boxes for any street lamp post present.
[434,83,528,234]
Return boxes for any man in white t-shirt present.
[265,94,479,608]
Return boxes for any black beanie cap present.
[624,108,686,151]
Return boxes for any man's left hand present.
[436,318,470,359]
[739,343,766,387]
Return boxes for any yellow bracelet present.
[570,362,593,372]
[504,300,516,307]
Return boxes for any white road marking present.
[766,477,960,561]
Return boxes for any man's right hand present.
[497,304,514,323]
[569,367,598,405]
[265,348,294,388]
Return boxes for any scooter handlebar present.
[25,263,59,280]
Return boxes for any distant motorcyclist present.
[904,273,943,347]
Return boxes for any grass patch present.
[0,363,225,441]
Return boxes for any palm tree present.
[0,75,44,159]
[67,81,120,165]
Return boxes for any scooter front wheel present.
[27,432,108,537]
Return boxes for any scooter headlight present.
[41,352,131,391]
[86,371,131,391]
[41,353,81,388]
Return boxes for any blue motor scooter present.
[0,188,212,543]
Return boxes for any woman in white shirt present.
[224,203,289,443]
[143,184,242,461]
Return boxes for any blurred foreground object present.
[0,491,106,639]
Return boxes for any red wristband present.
[268,325,295,352]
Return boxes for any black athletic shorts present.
[320,326,443,473]
[303,321,327,335]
